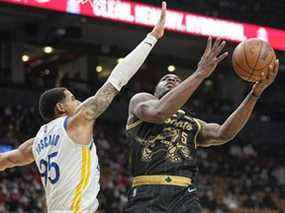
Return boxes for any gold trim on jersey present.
[71,147,91,213]
[193,118,202,149]
[177,109,185,114]
[184,115,191,120]
[126,120,143,130]
[132,175,192,187]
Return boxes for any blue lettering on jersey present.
[36,135,60,155]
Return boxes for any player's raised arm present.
[129,37,228,124]
[197,59,279,147]
[0,137,35,171]
[73,1,167,122]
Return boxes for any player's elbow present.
[216,125,237,142]
[217,131,235,143]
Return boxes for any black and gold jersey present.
[126,109,202,179]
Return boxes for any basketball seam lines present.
[250,41,263,78]
[254,55,275,71]
[243,42,252,70]
[233,60,252,77]
[234,60,263,78]
[243,41,264,80]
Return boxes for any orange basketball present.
[232,38,276,82]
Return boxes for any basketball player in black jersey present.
[125,37,279,213]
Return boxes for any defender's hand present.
[196,37,228,78]
[150,1,167,40]
[252,59,279,97]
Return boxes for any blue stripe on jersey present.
[63,116,68,130]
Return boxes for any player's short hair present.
[39,87,66,122]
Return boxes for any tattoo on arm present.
[81,82,119,120]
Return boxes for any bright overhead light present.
[43,46,54,54]
[117,58,124,63]
[168,65,176,72]
[22,55,30,62]
[44,69,50,75]
[96,66,103,73]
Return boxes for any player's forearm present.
[81,82,119,120]
[0,150,29,171]
[0,153,13,171]
[108,1,165,91]
[156,72,206,118]
[0,138,34,171]
[80,35,158,120]
[218,90,258,140]
[108,34,157,91]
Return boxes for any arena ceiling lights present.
[2,0,285,51]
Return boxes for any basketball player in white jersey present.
[0,2,167,212]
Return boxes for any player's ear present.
[55,102,66,114]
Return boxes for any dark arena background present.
[0,0,285,212]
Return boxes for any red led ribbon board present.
[1,0,285,50]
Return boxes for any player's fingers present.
[269,63,274,73]
[273,59,279,73]
[208,38,224,59]
[216,52,229,62]
[162,1,167,11]
[266,64,274,79]
[266,65,278,84]
[272,60,280,80]
[212,37,222,51]
[268,61,279,81]
[159,1,167,25]
[203,36,212,56]
[260,71,267,81]
[214,41,226,56]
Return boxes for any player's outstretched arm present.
[130,37,228,124]
[76,1,166,121]
[66,2,167,145]
[197,60,279,147]
[0,138,34,171]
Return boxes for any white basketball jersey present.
[32,116,100,213]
